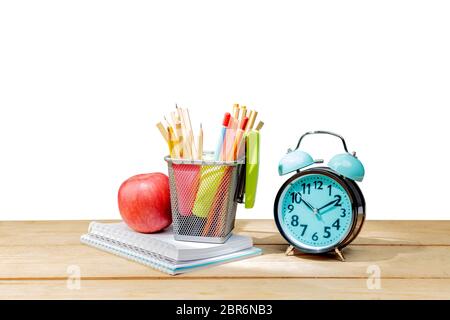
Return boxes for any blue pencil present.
[214,112,231,161]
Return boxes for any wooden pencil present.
[184,108,196,158]
[176,105,191,159]
[167,126,175,158]
[156,122,169,143]
[163,116,175,137]
[232,104,239,119]
[230,117,248,161]
[197,123,203,160]
[247,110,258,131]
[255,120,264,131]
[240,106,247,119]
[175,117,184,158]
[238,106,248,129]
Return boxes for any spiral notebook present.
[80,222,261,275]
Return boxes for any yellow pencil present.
[175,119,184,158]
[167,126,175,158]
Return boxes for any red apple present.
[118,173,172,233]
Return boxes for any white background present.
[1,1,449,221]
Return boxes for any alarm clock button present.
[278,149,314,176]
[328,153,365,182]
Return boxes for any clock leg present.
[334,248,345,262]
[285,245,295,256]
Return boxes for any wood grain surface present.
[0,220,449,299]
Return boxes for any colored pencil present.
[167,126,175,158]
[214,112,231,161]
[229,116,248,161]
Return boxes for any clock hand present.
[300,198,323,222]
[319,205,337,216]
[318,199,339,213]
[300,198,316,212]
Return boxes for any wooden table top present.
[1,219,450,299]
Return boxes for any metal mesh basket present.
[165,153,245,243]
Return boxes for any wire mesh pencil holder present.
[165,153,245,244]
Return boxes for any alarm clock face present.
[275,169,357,253]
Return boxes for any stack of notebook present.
[80,222,261,275]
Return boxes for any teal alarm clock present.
[274,131,365,261]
